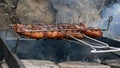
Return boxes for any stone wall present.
[0,0,112,24]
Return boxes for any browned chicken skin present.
[13,23,102,39]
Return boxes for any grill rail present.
[0,37,25,68]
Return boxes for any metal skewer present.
[62,31,120,53]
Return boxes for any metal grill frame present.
[0,38,25,68]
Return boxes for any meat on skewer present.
[13,23,102,39]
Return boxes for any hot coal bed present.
[0,30,120,68]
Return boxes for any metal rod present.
[69,35,109,48]
[64,37,120,53]
[91,49,120,53]
[59,29,109,48]
[84,35,109,47]
[62,31,120,53]
[12,38,19,53]
[101,16,113,31]
[6,38,36,40]
[63,38,108,48]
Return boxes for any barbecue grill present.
[0,15,120,68]
[3,16,120,54]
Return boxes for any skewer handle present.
[101,16,113,31]
[91,47,120,53]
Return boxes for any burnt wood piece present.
[0,38,25,68]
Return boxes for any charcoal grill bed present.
[1,35,120,68]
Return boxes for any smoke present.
[100,1,120,41]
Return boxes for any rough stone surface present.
[0,0,115,25]
[0,59,9,68]
[0,4,10,28]
[0,63,9,68]
[58,61,110,68]
[16,0,55,24]
[103,59,120,68]
[22,60,59,68]
[51,0,101,26]
[16,0,104,25]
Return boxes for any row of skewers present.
[13,23,102,39]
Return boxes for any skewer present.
[61,30,120,53]
[91,48,120,53]
[18,29,81,32]
[8,23,84,32]
[65,34,108,48]
[63,36,120,53]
